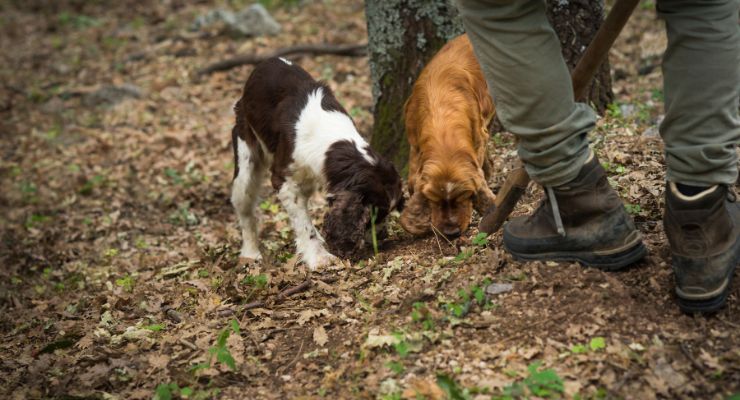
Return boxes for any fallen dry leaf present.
[313,326,328,347]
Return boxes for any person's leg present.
[457,0,593,187]
[657,0,740,313]
[658,0,740,187]
[456,0,646,269]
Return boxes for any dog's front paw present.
[302,245,338,271]
[239,244,263,260]
[237,255,262,269]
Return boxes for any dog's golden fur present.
[400,34,496,237]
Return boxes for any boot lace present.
[546,186,566,237]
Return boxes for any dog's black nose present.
[443,226,461,238]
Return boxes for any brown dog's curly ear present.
[400,190,432,236]
[322,191,371,260]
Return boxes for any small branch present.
[198,43,367,75]
[277,338,305,376]
[679,342,705,373]
[178,338,198,351]
[242,279,312,315]
[275,279,312,302]
[243,301,264,311]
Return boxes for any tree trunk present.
[365,0,463,172]
[366,0,613,169]
[546,0,614,114]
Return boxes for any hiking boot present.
[664,182,740,313]
[503,154,647,270]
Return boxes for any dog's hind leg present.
[231,130,266,260]
[278,177,336,270]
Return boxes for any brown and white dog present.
[400,34,496,238]
[231,57,403,269]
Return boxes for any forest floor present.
[1,1,738,399]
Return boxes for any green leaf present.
[436,374,470,400]
[472,232,489,247]
[453,249,473,263]
[154,383,177,400]
[216,328,230,347]
[231,319,240,334]
[472,286,485,305]
[386,361,405,375]
[393,340,409,358]
[115,275,134,292]
[590,337,606,351]
[143,324,165,332]
[164,167,184,185]
[521,362,564,397]
[180,387,193,397]
[570,344,588,354]
[216,346,236,370]
[190,362,210,373]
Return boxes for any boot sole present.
[505,240,647,271]
[676,276,732,314]
[675,243,739,314]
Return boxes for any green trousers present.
[457,0,740,187]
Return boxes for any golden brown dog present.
[400,34,496,238]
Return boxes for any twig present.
[198,43,367,75]
[178,338,198,351]
[718,317,740,330]
[317,276,339,284]
[275,279,312,302]
[430,223,444,256]
[243,301,264,311]
[430,222,455,247]
[217,308,235,317]
[679,342,705,373]
[242,279,312,315]
[277,338,305,376]
[613,370,639,392]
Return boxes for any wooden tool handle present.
[478,0,639,235]
[478,166,530,234]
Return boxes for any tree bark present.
[546,0,614,114]
[365,0,463,171]
[366,0,613,169]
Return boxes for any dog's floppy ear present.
[400,190,432,236]
[322,191,371,260]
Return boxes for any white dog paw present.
[240,243,261,258]
[303,247,337,271]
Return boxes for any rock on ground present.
[192,4,281,37]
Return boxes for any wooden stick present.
[198,43,367,75]
[478,165,530,234]
[242,279,312,314]
[275,279,312,302]
[243,301,264,311]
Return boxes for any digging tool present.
[478,0,641,235]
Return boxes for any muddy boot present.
[503,154,647,270]
[664,183,740,313]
